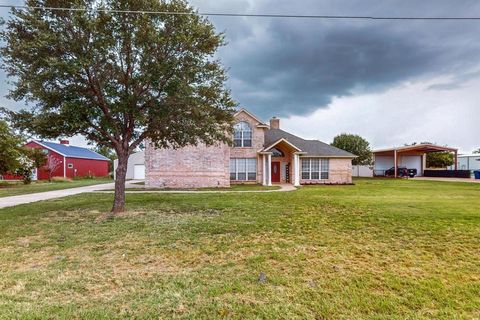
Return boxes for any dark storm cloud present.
[192,0,480,118]
[2,0,480,120]
[224,22,442,117]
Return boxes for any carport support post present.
[394,150,398,178]
[422,153,427,176]
[454,150,458,171]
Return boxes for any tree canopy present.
[1,0,236,212]
[331,133,372,165]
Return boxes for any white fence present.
[352,165,374,177]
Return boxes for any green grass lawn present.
[119,184,281,192]
[0,178,113,198]
[0,178,479,319]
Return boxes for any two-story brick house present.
[145,108,355,188]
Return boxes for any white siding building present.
[114,150,145,180]
[449,154,480,172]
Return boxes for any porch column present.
[394,150,398,178]
[294,153,300,186]
[262,154,267,186]
[267,153,272,186]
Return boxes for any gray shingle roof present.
[264,129,356,157]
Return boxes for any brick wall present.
[145,142,230,189]
[301,158,352,185]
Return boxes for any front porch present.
[259,138,305,187]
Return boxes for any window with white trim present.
[320,158,329,179]
[233,122,252,147]
[230,158,257,181]
[301,158,329,180]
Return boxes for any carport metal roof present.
[373,144,457,157]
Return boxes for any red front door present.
[271,162,281,183]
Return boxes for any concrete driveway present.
[0,182,118,210]
[0,181,142,209]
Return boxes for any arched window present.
[271,147,285,157]
[233,122,252,147]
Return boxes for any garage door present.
[400,156,423,176]
[133,164,145,180]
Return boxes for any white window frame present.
[301,158,329,180]
[320,158,329,180]
[67,163,74,169]
[233,122,252,148]
[230,158,257,181]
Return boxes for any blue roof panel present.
[37,141,109,161]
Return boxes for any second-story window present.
[233,121,252,147]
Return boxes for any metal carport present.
[373,144,458,178]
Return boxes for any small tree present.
[15,154,35,184]
[331,133,372,165]
[44,154,62,182]
[426,152,454,168]
[473,148,480,154]
[2,0,236,213]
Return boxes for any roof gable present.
[264,138,302,152]
[34,141,109,161]
[234,108,268,126]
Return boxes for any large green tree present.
[1,0,236,213]
[331,133,372,165]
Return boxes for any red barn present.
[23,140,110,180]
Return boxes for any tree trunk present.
[112,152,129,214]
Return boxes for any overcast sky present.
[1,0,480,153]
